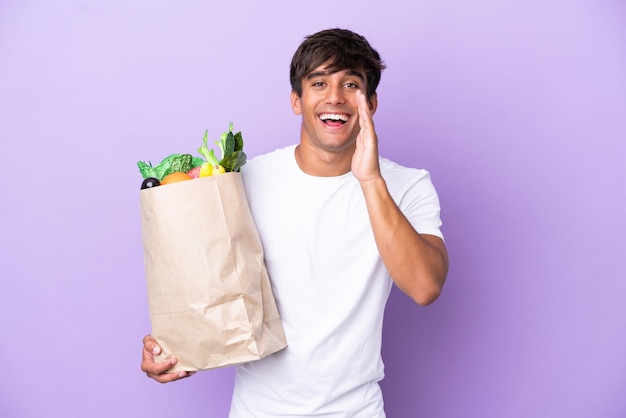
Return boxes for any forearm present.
[360,176,448,305]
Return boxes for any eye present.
[312,81,325,87]
[344,82,359,89]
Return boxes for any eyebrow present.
[306,69,365,81]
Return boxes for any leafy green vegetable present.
[233,131,244,152]
[137,122,248,181]
[163,154,193,177]
[198,130,221,166]
[137,161,158,179]
[137,153,196,180]
[191,156,205,168]
[198,121,247,172]
[220,150,247,172]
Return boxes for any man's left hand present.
[351,89,381,183]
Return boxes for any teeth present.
[320,113,349,121]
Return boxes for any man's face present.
[291,64,377,154]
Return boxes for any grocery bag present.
[139,172,287,372]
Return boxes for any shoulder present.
[378,156,440,210]
[243,145,296,173]
[379,157,444,238]
[379,157,433,190]
[241,145,297,190]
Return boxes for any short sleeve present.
[380,160,444,241]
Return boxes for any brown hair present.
[289,28,386,99]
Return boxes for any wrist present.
[359,175,386,194]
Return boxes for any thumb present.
[143,335,161,355]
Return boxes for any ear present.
[290,91,302,115]
[368,92,378,115]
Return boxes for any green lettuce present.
[137,153,200,180]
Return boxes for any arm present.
[352,90,448,305]
[360,178,448,305]
[141,335,195,383]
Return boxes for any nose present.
[325,83,345,105]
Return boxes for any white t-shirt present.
[231,145,443,417]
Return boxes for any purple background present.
[1,1,625,417]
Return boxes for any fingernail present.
[170,357,178,365]
[178,371,187,378]
[152,346,160,355]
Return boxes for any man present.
[142,28,448,417]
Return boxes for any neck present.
[295,143,354,177]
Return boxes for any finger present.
[142,335,161,355]
[147,371,178,383]
[356,90,373,125]
[148,369,195,384]
[356,92,376,142]
[140,335,195,384]
[142,352,178,374]
[141,335,173,376]
[146,358,197,384]
[356,91,378,150]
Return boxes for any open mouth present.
[319,113,350,126]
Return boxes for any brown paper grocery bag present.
[139,172,287,372]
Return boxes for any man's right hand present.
[141,335,195,383]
